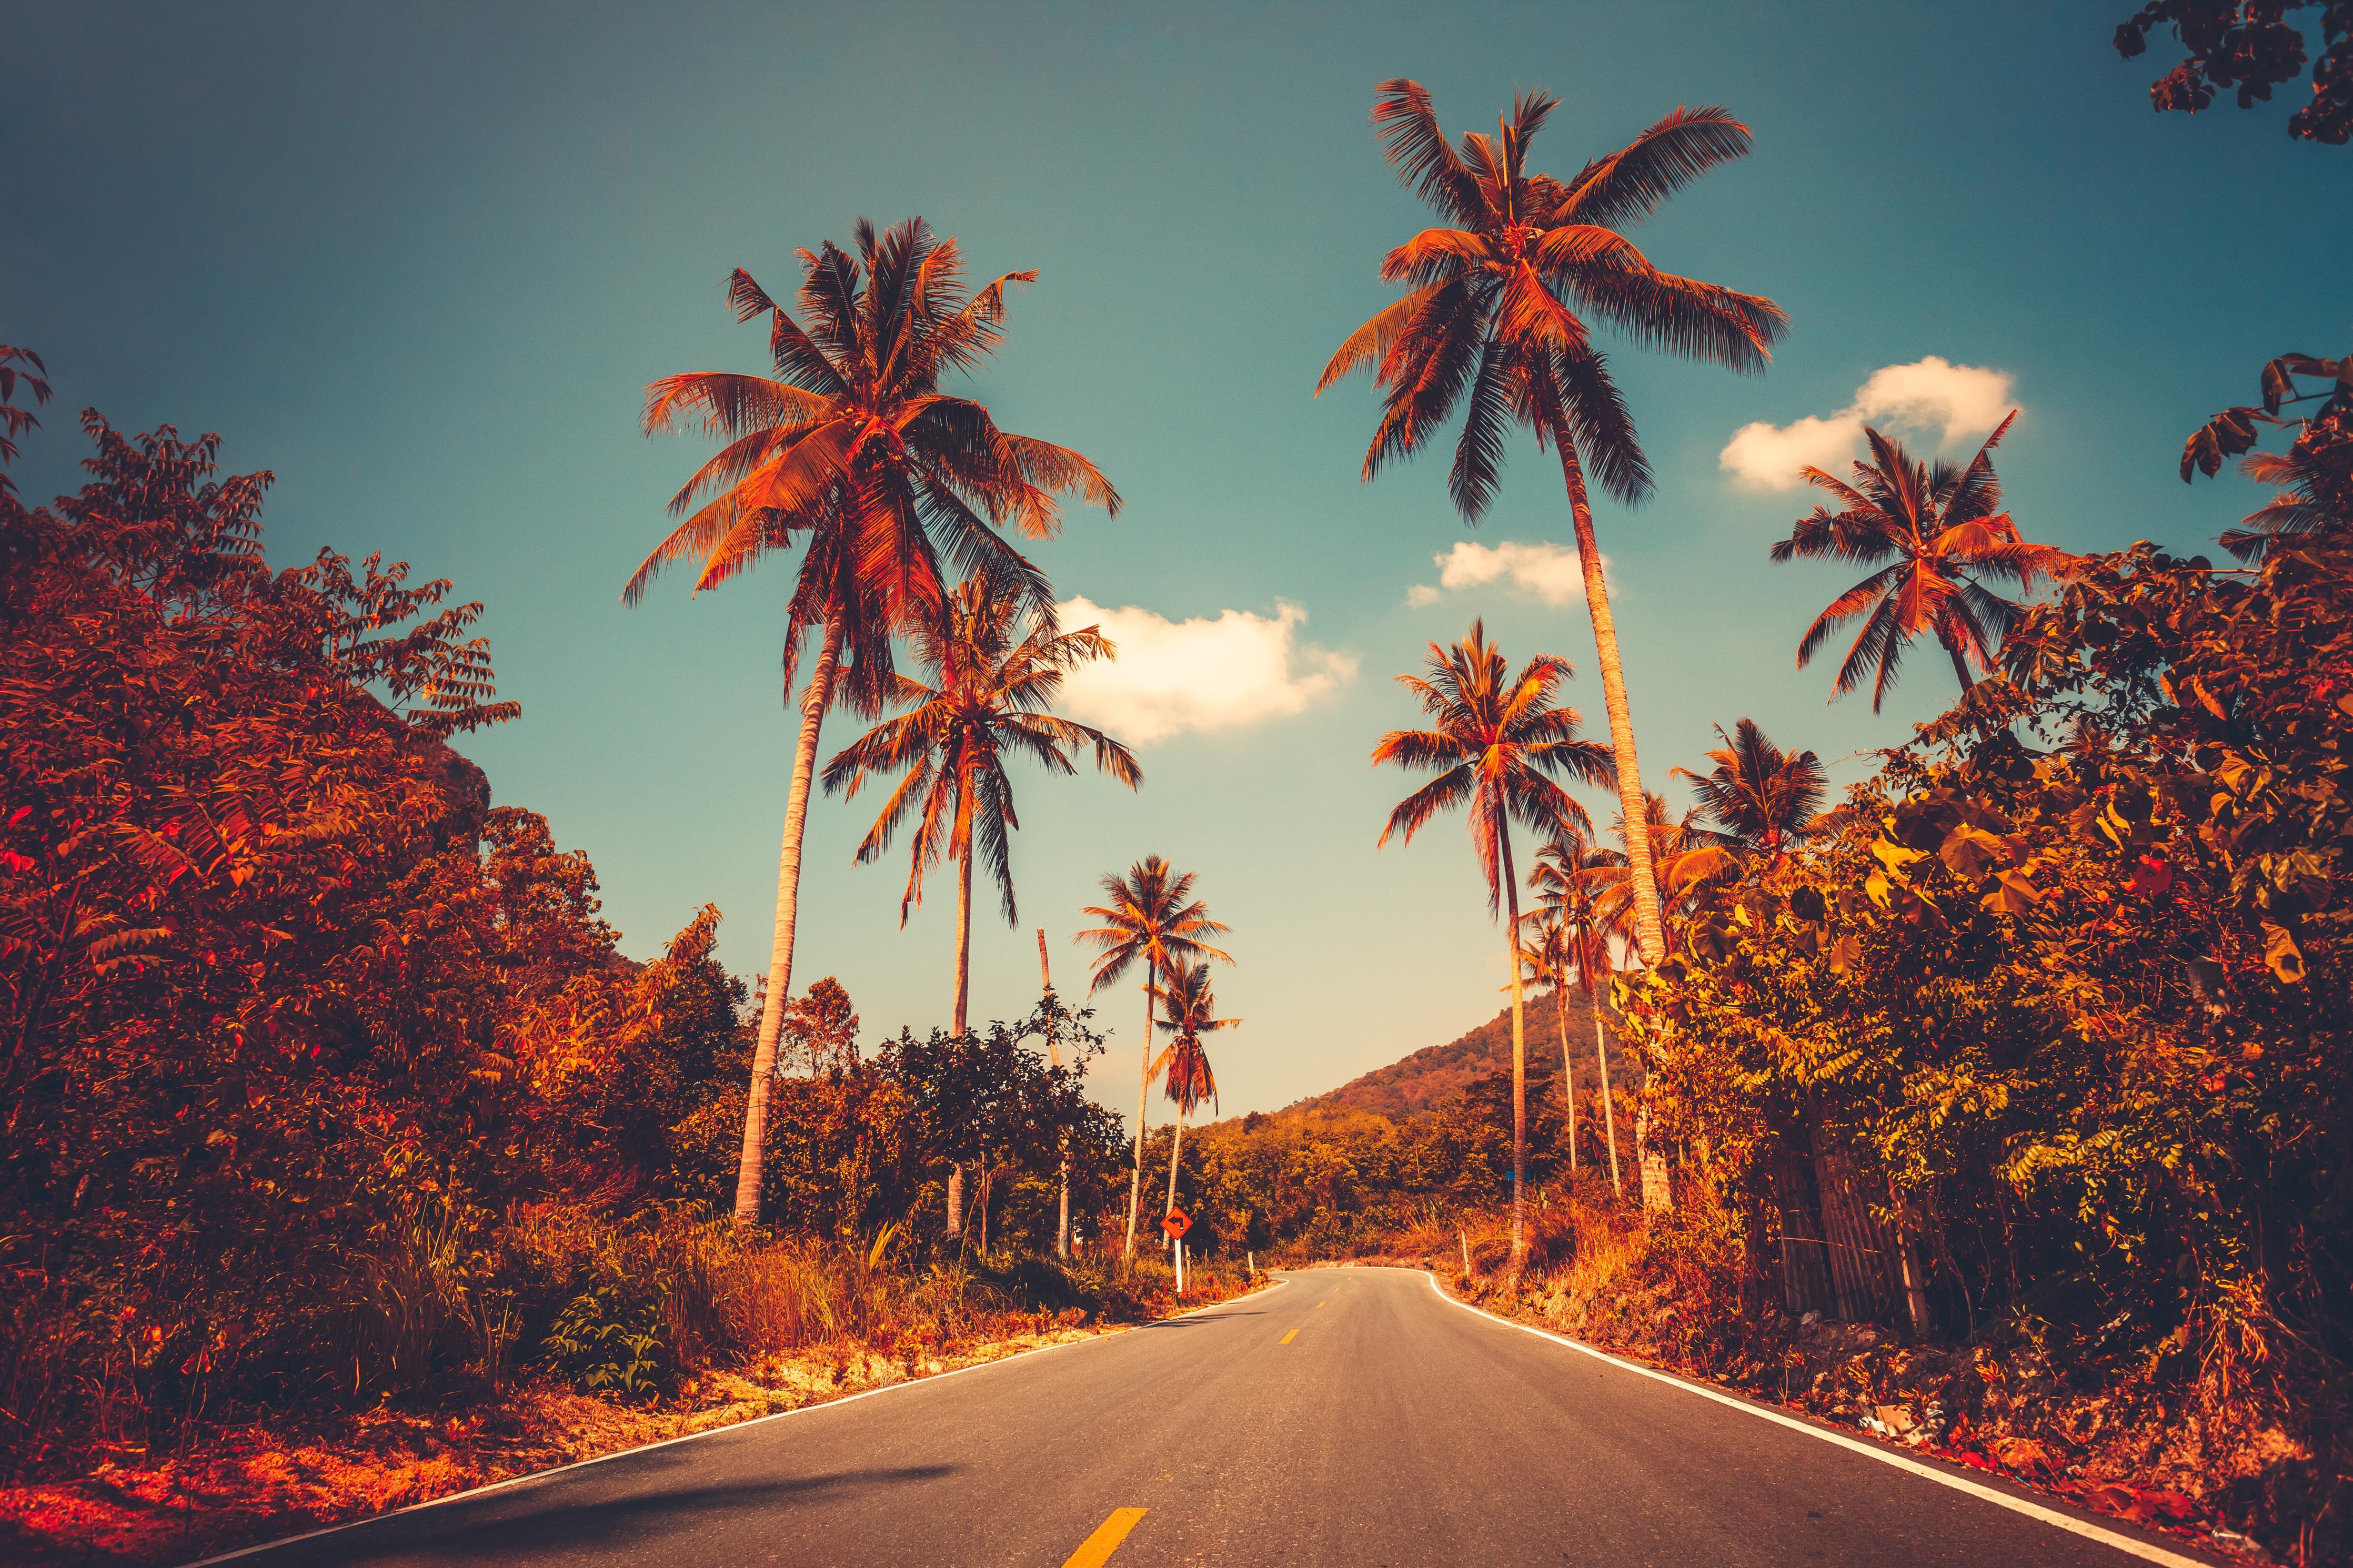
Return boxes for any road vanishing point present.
[203,1267,2221,1568]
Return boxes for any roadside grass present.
[0,1212,1255,1568]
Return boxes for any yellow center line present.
[1062,1507,1149,1568]
[1315,1301,1325,1308]
[1279,1328,1299,1344]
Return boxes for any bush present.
[542,1286,666,1401]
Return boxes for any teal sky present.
[9,3,2349,1119]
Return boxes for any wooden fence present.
[1764,1122,1925,1330]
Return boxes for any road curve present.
[208,1266,2219,1568]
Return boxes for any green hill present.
[1285,988,1637,1120]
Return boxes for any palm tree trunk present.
[1122,962,1154,1261]
[1554,984,1578,1175]
[1499,818,1527,1267]
[1590,981,1623,1196]
[1946,641,1977,695]
[1038,929,1070,1259]
[952,831,973,1036]
[1166,1108,1184,1218]
[1557,443,1666,967]
[732,615,843,1227]
[947,1163,963,1236]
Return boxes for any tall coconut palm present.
[1151,958,1236,1221]
[1529,824,1626,1194]
[1373,621,1613,1261]
[1037,928,1072,1257]
[1771,413,2071,710]
[1672,719,1826,862]
[1077,858,1233,1259]
[822,571,1141,1035]
[632,218,1119,1226]
[1515,915,1583,1175]
[1321,80,1785,967]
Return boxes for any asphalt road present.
[219,1267,2217,1568]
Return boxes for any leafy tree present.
[1151,957,1236,1219]
[1769,415,2073,710]
[2114,0,2351,145]
[1320,79,1786,965]
[823,571,1140,1034]
[1628,470,2351,1542]
[782,978,860,1076]
[0,407,584,1454]
[876,997,1108,1253]
[633,218,1119,1226]
[1373,620,1612,1260]
[1077,858,1232,1259]
[536,902,756,1202]
[0,345,51,501]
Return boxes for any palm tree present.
[1037,928,1071,1257]
[1515,916,1583,1176]
[1672,719,1826,862]
[1529,824,1625,1195]
[632,218,1119,1226]
[822,571,1141,1035]
[1151,958,1236,1222]
[1595,792,1736,956]
[1771,413,2070,710]
[1373,621,1613,1261]
[1077,858,1233,1259]
[2220,446,2352,562]
[1321,80,1786,967]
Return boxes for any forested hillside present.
[1284,991,1635,1119]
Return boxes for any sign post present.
[1161,1208,1190,1294]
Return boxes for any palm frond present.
[1371,727,1472,772]
[1371,79,1485,225]
[1548,349,1651,507]
[1562,261,1784,372]
[1557,105,1754,230]
[1378,228,1489,288]
[1362,281,1484,479]
[642,373,830,438]
[1378,765,1476,847]
[1319,285,1445,396]
[1448,338,1514,519]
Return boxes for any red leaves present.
[2075,1480,2201,1526]
[2125,854,2173,897]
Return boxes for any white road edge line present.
[174,1277,1292,1568]
[1400,1267,2215,1568]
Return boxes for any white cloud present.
[1718,357,2017,492]
[1407,540,1592,608]
[1054,596,1356,743]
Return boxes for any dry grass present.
[0,1250,1259,1568]
[1,1201,1260,1568]
[0,1328,1088,1568]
